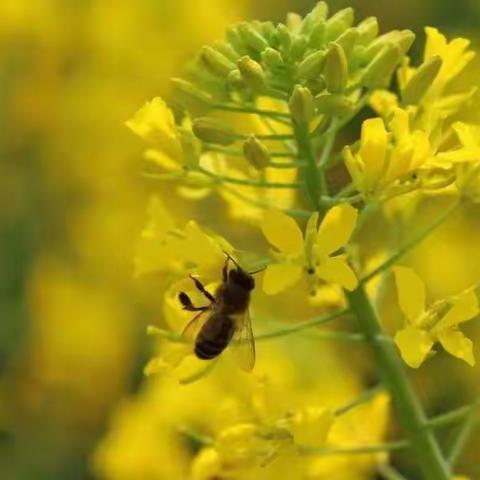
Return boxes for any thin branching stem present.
[377,464,408,480]
[211,103,291,120]
[334,384,385,417]
[360,200,460,284]
[299,441,409,456]
[426,398,480,429]
[447,406,478,467]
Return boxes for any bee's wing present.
[182,309,210,343]
[230,310,256,371]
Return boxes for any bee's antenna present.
[223,250,241,268]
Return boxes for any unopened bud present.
[301,2,329,35]
[200,46,236,77]
[228,69,245,89]
[309,22,326,49]
[243,136,271,169]
[325,7,354,42]
[364,30,414,63]
[324,43,348,93]
[296,50,325,81]
[290,36,308,61]
[171,78,212,111]
[289,85,315,123]
[238,56,266,91]
[213,41,239,62]
[238,22,269,52]
[261,48,284,69]
[315,93,355,116]
[276,24,292,53]
[362,43,401,89]
[336,27,359,57]
[402,55,442,105]
[226,25,247,55]
[356,17,379,45]
[192,117,237,145]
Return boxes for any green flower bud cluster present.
[174,2,414,118]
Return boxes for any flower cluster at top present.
[123,2,480,479]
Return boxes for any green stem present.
[299,440,408,456]
[334,384,384,416]
[255,309,349,341]
[211,103,291,119]
[426,399,480,429]
[347,285,451,480]
[377,464,408,480]
[197,167,303,189]
[293,120,324,212]
[219,183,312,218]
[205,145,297,159]
[447,407,477,467]
[361,200,459,284]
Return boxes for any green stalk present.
[293,120,324,212]
[347,286,451,480]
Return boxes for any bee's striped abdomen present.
[195,314,234,360]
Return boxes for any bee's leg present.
[178,292,209,311]
[189,275,215,303]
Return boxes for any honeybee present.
[178,253,257,371]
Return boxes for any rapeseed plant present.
[104,2,480,479]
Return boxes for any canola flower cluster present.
[108,3,480,479]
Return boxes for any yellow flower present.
[398,28,476,135]
[393,266,479,368]
[135,196,231,279]
[261,205,358,295]
[344,108,430,199]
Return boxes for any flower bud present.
[227,69,245,89]
[191,448,222,480]
[200,46,236,77]
[296,50,325,81]
[301,1,329,35]
[315,93,355,116]
[192,117,237,145]
[289,85,315,123]
[226,25,247,55]
[402,55,442,105]
[324,43,348,93]
[362,43,402,89]
[171,78,212,111]
[356,17,379,45]
[276,24,292,53]
[290,36,308,61]
[238,22,269,52]
[325,7,354,42]
[309,22,326,48]
[243,136,271,170]
[364,30,414,63]
[238,56,266,91]
[261,48,284,69]
[213,41,239,62]
[336,27,359,58]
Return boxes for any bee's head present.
[229,267,255,291]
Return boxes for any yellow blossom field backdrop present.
[1,1,480,479]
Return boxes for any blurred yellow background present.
[1,1,480,479]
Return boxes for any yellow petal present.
[262,263,303,295]
[437,329,475,366]
[358,117,388,190]
[315,204,358,257]
[395,326,433,368]
[262,210,304,255]
[393,266,426,323]
[436,290,479,329]
[316,255,358,291]
[304,212,319,260]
